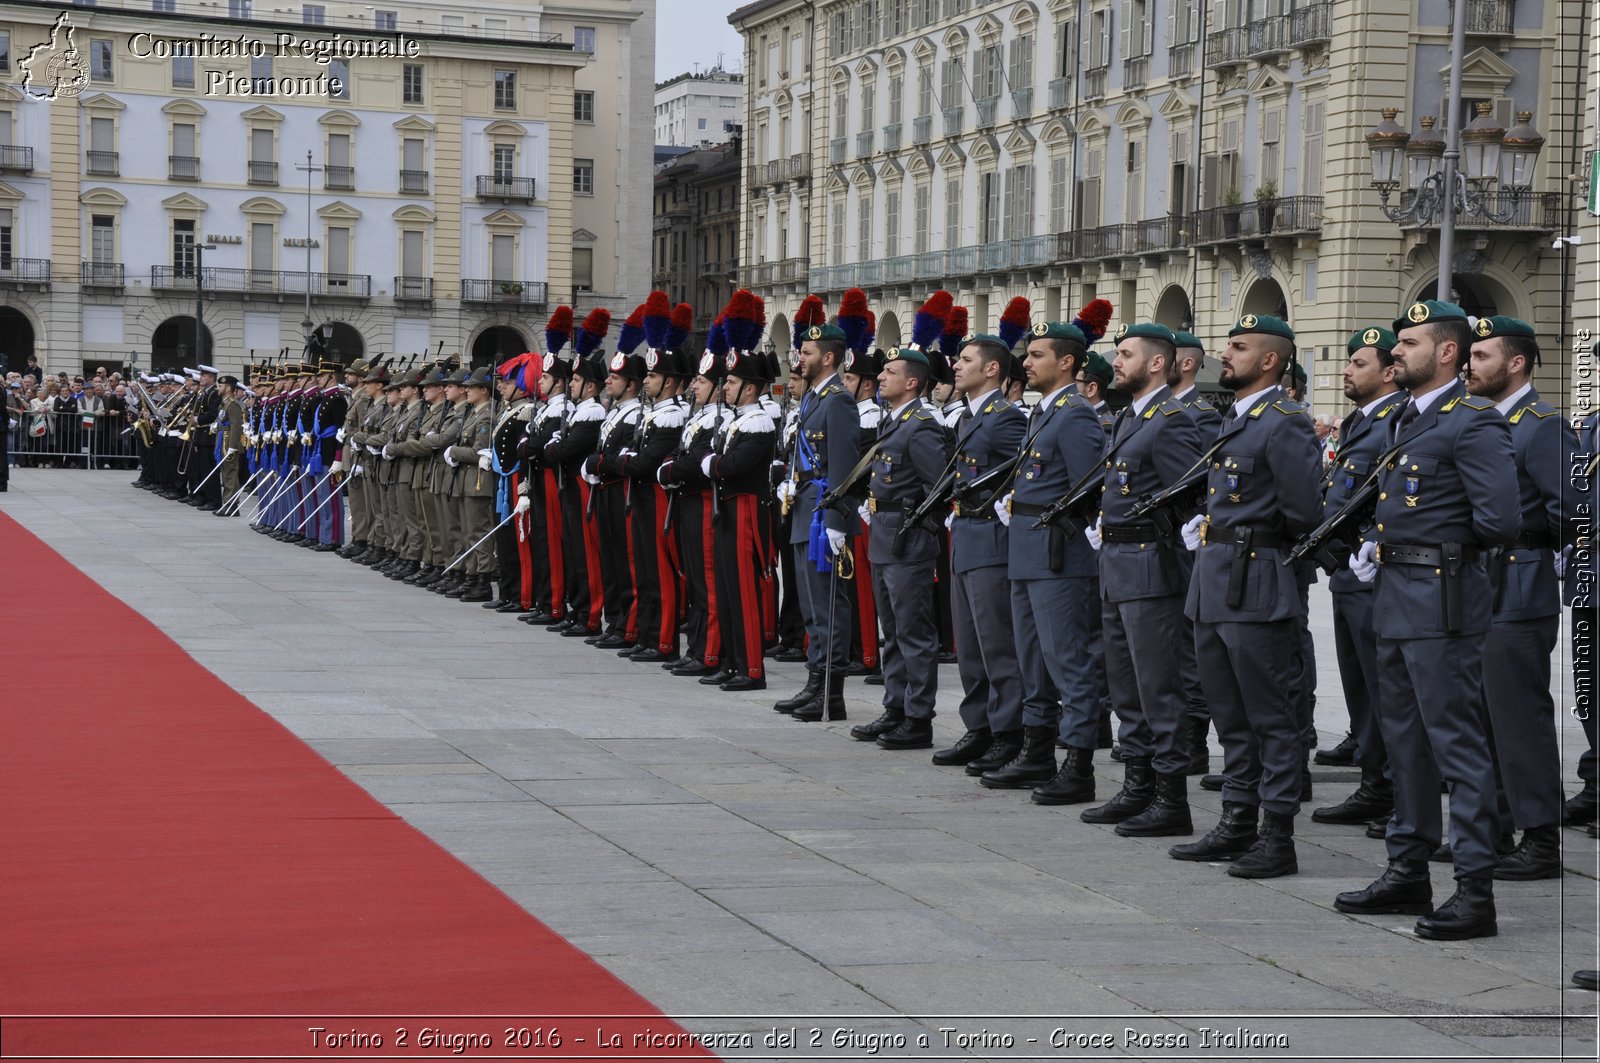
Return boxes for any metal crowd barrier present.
[7,408,143,468]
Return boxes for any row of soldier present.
[137,287,1595,952]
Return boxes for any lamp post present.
[1364,0,1545,303]
[295,149,323,353]
[194,241,217,369]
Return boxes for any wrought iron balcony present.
[1048,77,1071,110]
[324,165,355,191]
[393,276,434,302]
[765,158,788,183]
[975,98,998,128]
[829,137,847,165]
[148,266,373,297]
[788,153,811,180]
[747,164,767,189]
[884,254,916,283]
[913,250,947,280]
[247,160,278,185]
[475,175,536,201]
[0,145,35,173]
[1395,189,1561,232]
[1207,15,1289,68]
[461,278,548,306]
[169,155,200,180]
[80,261,124,289]
[86,150,119,176]
[1451,0,1514,35]
[1122,57,1147,90]
[1168,44,1195,79]
[884,122,903,152]
[773,257,806,283]
[912,115,933,144]
[1289,2,1332,46]
[856,130,874,158]
[1191,195,1323,244]
[1084,68,1107,100]
[942,106,963,136]
[1010,87,1032,119]
[0,258,51,287]
[399,169,429,194]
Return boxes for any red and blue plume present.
[940,304,969,355]
[792,294,826,350]
[641,290,672,351]
[668,303,694,350]
[543,306,573,356]
[865,310,877,351]
[574,308,611,357]
[497,352,543,396]
[913,290,954,349]
[836,287,871,356]
[723,289,765,353]
[1073,298,1114,344]
[999,296,1032,351]
[706,314,729,357]
[616,304,647,354]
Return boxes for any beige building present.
[0,0,651,375]
[730,0,1580,411]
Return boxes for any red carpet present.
[0,511,712,1060]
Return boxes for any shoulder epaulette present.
[513,404,534,422]
[1155,397,1185,416]
[1189,395,1216,411]
[1270,399,1303,415]
[1247,401,1271,419]
[907,406,936,421]
[1447,395,1495,412]
[732,410,775,435]
[1511,400,1557,423]
[569,403,605,423]
[650,403,688,427]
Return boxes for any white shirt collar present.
[1360,391,1400,418]
[888,396,922,417]
[1230,384,1280,421]
[1173,384,1196,402]
[811,372,839,395]
[1494,382,1533,417]
[1407,379,1455,416]
[1038,384,1071,409]
[1130,389,1162,418]
[966,388,1001,415]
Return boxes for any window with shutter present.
[250,222,273,273]
[914,181,930,254]
[1118,1,1131,62]
[1127,140,1143,222]
[1049,155,1068,232]
[980,170,999,242]
[327,227,350,282]
[835,89,848,138]
[172,122,195,158]
[885,189,900,256]
[491,234,514,282]
[917,65,933,116]
[401,230,423,277]
[832,198,846,262]
[858,190,873,260]
[1056,21,1075,78]
[888,75,903,124]
[945,176,961,244]
[1302,100,1325,197]
[862,82,875,130]
[90,117,114,152]
[91,215,114,266]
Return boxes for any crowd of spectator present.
[5,358,139,469]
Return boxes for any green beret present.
[960,333,1011,352]
[1173,331,1203,350]
[1393,299,1468,334]
[1288,361,1307,385]
[1114,322,1178,347]
[1082,351,1114,385]
[884,346,930,368]
[1472,315,1536,341]
[1228,314,1295,342]
[1029,321,1088,346]
[801,323,847,344]
[1347,326,1398,355]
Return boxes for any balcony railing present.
[1289,2,1332,46]
[1048,77,1071,110]
[1010,87,1032,119]
[1207,15,1289,67]
[1191,195,1323,244]
[857,260,883,285]
[978,241,1010,271]
[86,150,119,176]
[747,164,767,189]
[883,122,903,152]
[948,245,978,274]
[461,278,548,306]
[248,160,278,184]
[1084,68,1107,99]
[885,254,916,283]
[80,261,124,289]
[855,130,874,158]
[399,169,428,194]
[913,250,947,280]
[169,154,200,180]
[912,114,933,144]
[829,136,847,165]
[766,158,788,183]
[149,266,373,297]
[1398,189,1561,231]
[774,257,805,283]
[475,175,536,201]
[393,275,434,302]
[324,165,355,190]
[975,98,998,128]
[0,145,34,173]
[1122,57,1147,90]
[1168,44,1195,79]
[788,153,811,180]
[0,258,52,286]
[1451,0,1514,35]
[942,106,963,136]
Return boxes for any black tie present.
[1220,407,1238,432]
[955,407,973,436]
[1392,400,1418,441]
[1334,409,1363,459]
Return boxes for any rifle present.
[1287,437,1408,573]
[1032,462,1108,535]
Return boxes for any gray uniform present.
[1185,386,1323,816]
[1369,380,1519,876]
[1173,386,1221,730]
[790,374,862,672]
[866,397,951,720]
[1098,387,1205,774]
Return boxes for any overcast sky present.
[656,0,746,83]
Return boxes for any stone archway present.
[876,310,903,350]
[310,321,364,365]
[0,306,35,374]
[150,316,214,371]
[470,325,529,369]
[1152,285,1192,330]
[1241,277,1288,321]
[1413,273,1514,320]
[768,313,792,358]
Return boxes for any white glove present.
[700,454,714,477]
[776,479,796,506]
[328,459,343,475]
[477,453,492,471]
[581,467,601,485]
[335,427,346,443]
[826,527,848,556]
[382,444,395,459]
[444,448,459,468]
[619,447,638,460]
[477,447,491,462]
[944,512,955,530]
[656,460,674,486]
[351,463,364,478]
[1349,540,1378,583]
[365,444,379,456]
[858,502,872,526]
[272,431,284,443]
[224,447,237,459]
[301,433,313,447]
[514,495,531,515]
[548,431,562,446]
[1181,514,1206,552]
[995,492,1012,527]
[1085,515,1102,551]
[1556,545,1572,580]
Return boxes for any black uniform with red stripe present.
[708,402,778,681]
[546,396,606,633]
[585,396,643,641]
[520,393,568,619]
[620,394,688,656]
[491,397,535,609]
[661,403,731,669]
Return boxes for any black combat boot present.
[1493,825,1563,880]
[1314,731,1358,766]
[1415,873,1497,940]
[1228,809,1298,878]
[1334,858,1433,915]
[876,717,934,750]
[1080,757,1156,824]
[1312,768,1395,825]
[979,725,1059,789]
[773,672,823,715]
[1186,717,1211,776]
[793,672,846,721]
[850,705,904,742]
[1115,772,1193,837]
[1030,745,1095,806]
[1563,780,1598,825]
[1300,759,1313,802]
[459,576,492,603]
[964,729,1024,777]
[1169,802,1258,861]
[931,728,992,766]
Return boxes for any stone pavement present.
[4,468,1598,1062]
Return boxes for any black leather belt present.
[796,469,822,484]
[1377,543,1481,566]
[1009,501,1050,517]
[1510,533,1555,552]
[1205,523,1291,550]
[1101,521,1161,543]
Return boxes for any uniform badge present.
[1032,322,1049,337]
[725,351,738,370]
[1407,303,1430,324]
[645,351,659,370]
[609,352,625,372]
[1115,324,1130,340]
[1362,328,1381,346]
[843,352,855,372]
[886,348,901,361]
[1116,459,1131,496]
[698,352,715,376]
[1475,317,1494,338]
[1404,472,1420,506]
[1239,314,1258,329]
